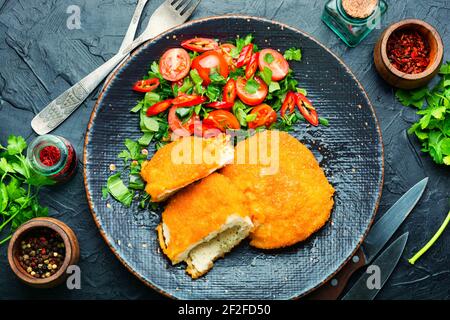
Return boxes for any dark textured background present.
[0,0,448,300]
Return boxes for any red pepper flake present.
[387,29,430,74]
[39,145,61,167]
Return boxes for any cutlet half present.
[141,135,234,202]
[221,130,335,249]
[157,173,253,278]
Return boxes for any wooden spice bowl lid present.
[374,19,444,89]
[7,217,80,288]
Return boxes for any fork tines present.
[168,0,201,17]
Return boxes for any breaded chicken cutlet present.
[141,135,233,202]
[221,130,335,249]
[157,173,253,278]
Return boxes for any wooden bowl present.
[7,217,80,288]
[374,19,443,89]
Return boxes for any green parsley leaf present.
[264,53,274,64]
[319,117,330,126]
[269,81,281,93]
[206,84,222,102]
[6,135,27,155]
[283,48,302,61]
[124,139,141,160]
[439,62,450,75]
[138,132,154,146]
[260,66,272,85]
[245,78,260,94]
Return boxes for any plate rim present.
[83,14,385,300]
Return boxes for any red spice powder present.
[387,29,430,74]
[39,145,61,167]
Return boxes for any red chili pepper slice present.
[281,92,296,117]
[146,99,173,116]
[296,93,318,126]
[236,44,254,68]
[223,79,236,104]
[206,101,234,109]
[172,94,206,107]
[132,78,160,93]
[181,38,219,52]
[245,52,259,79]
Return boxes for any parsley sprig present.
[396,62,450,165]
[0,135,53,245]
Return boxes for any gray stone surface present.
[0,0,449,299]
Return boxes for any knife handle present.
[306,247,367,300]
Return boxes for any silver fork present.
[31,0,201,135]
[102,0,149,91]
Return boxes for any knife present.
[307,177,428,300]
[342,232,409,300]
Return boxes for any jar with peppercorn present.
[27,135,77,184]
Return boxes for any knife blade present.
[342,232,409,300]
[307,177,428,300]
[361,177,427,263]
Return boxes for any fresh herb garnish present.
[396,62,450,165]
[107,173,133,207]
[260,66,273,85]
[0,135,52,245]
[283,48,302,61]
[245,78,260,94]
[264,53,274,64]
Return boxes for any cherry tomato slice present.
[280,92,296,117]
[206,101,234,109]
[172,94,206,107]
[245,52,259,79]
[220,43,236,55]
[159,48,191,82]
[203,110,241,131]
[223,79,237,104]
[258,48,289,81]
[193,121,223,138]
[236,76,268,106]
[168,106,199,137]
[296,93,318,126]
[181,38,219,52]
[191,51,229,85]
[132,78,160,93]
[247,104,277,129]
[146,99,173,116]
[236,44,253,68]
[220,43,237,69]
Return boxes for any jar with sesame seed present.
[322,0,387,47]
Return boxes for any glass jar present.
[322,0,388,47]
[27,135,77,184]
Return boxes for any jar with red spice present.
[27,135,77,184]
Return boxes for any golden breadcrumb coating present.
[157,173,250,264]
[141,135,233,202]
[221,130,335,249]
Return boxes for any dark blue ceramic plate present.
[84,15,383,299]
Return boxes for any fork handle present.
[31,52,126,135]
